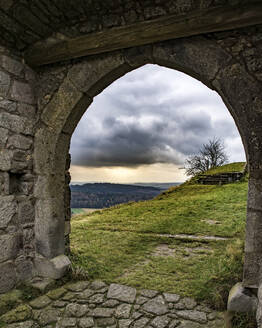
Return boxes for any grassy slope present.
[70,163,248,311]
[203,162,246,175]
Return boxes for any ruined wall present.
[0,46,37,293]
[34,24,262,289]
[210,25,262,287]
[0,19,262,298]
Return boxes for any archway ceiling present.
[0,0,261,66]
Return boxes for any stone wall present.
[32,24,262,292]
[0,46,37,293]
[0,2,261,325]
[64,153,71,255]
[0,16,262,309]
[0,0,253,51]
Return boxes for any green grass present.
[203,162,246,175]
[71,208,85,215]
[70,163,249,322]
[72,181,247,238]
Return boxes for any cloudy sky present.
[69,64,246,183]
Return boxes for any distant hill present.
[133,182,181,189]
[70,182,179,209]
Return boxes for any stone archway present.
[33,32,262,294]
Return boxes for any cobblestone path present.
[1,281,225,328]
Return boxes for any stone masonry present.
[0,281,224,328]
[0,1,262,325]
[0,45,37,293]
[33,24,262,290]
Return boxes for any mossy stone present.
[1,304,32,323]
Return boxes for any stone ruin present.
[0,0,262,325]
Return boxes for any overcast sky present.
[69,64,246,183]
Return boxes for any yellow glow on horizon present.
[70,163,187,183]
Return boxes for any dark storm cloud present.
[70,64,244,167]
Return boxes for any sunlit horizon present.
[70,163,187,184]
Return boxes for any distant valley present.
[70,182,180,209]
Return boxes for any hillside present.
[0,163,251,328]
[70,182,167,208]
[203,162,246,175]
[70,163,249,325]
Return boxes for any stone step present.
[0,281,225,328]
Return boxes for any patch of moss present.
[20,285,41,302]
[0,289,23,316]
[1,304,32,324]
[46,287,67,300]
[0,320,6,327]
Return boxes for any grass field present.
[70,163,253,326]
[203,162,246,175]
[71,208,101,216]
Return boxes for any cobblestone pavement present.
[1,281,225,328]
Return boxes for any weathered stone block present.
[11,151,33,173]
[243,251,261,288]
[65,303,89,317]
[0,99,17,112]
[0,70,11,96]
[41,78,82,131]
[15,256,33,282]
[142,296,168,315]
[151,315,170,328]
[0,261,16,293]
[0,196,16,228]
[33,128,59,175]
[0,233,22,263]
[79,317,95,328]
[115,304,132,319]
[7,134,33,150]
[25,66,36,83]
[0,149,12,171]
[244,211,262,254]
[153,37,232,84]
[228,282,258,313]
[64,221,71,236]
[35,196,65,258]
[19,181,34,195]
[0,112,34,135]
[0,127,8,149]
[17,103,36,117]
[107,284,136,303]
[67,52,127,96]
[0,172,9,194]
[18,201,34,224]
[92,307,115,318]
[176,310,207,323]
[1,303,32,323]
[34,254,71,279]
[23,227,35,253]
[11,80,35,104]
[62,94,93,135]
[1,55,24,77]
[11,159,31,173]
[124,45,153,67]
[163,293,180,303]
[29,295,52,309]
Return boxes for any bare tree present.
[185,138,228,176]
